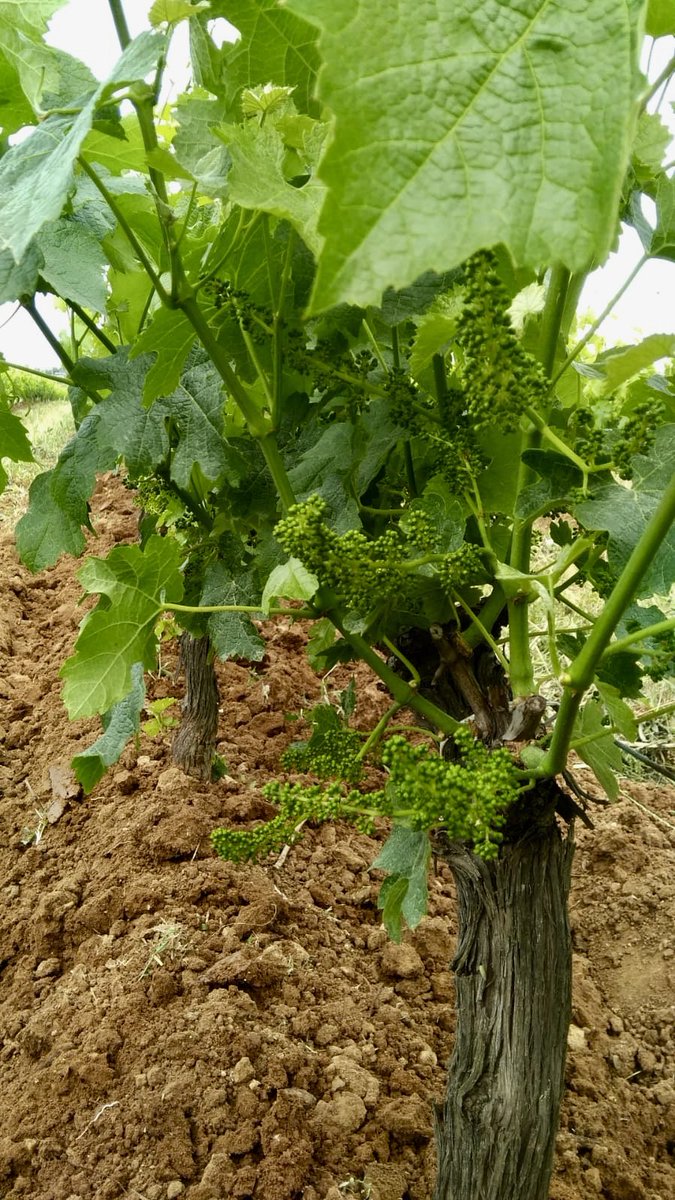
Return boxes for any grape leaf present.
[172,92,229,176]
[0,26,97,115]
[0,403,33,462]
[649,174,675,262]
[201,562,265,662]
[0,1,66,39]
[287,0,644,311]
[208,0,320,117]
[591,334,675,392]
[378,268,459,327]
[14,410,117,570]
[0,243,42,303]
[646,0,675,36]
[574,425,675,598]
[37,217,108,311]
[214,122,324,256]
[130,306,197,405]
[261,558,318,613]
[410,292,463,378]
[574,698,622,801]
[373,826,431,942]
[596,682,637,741]
[0,32,166,262]
[149,0,209,24]
[72,662,146,793]
[61,536,184,719]
[0,403,34,496]
[516,450,584,522]
[72,350,170,477]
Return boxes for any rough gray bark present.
[434,800,575,1200]
[172,633,219,781]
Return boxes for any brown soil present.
[0,475,673,1200]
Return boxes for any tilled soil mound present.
[0,476,673,1200]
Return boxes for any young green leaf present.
[214,122,324,256]
[573,699,623,801]
[373,826,431,942]
[646,0,675,37]
[208,0,320,117]
[72,662,146,793]
[149,0,209,24]
[261,558,318,613]
[61,536,184,719]
[130,307,197,406]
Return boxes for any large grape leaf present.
[0,26,97,115]
[591,334,675,392]
[286,0,644,311]
[574,424,675,598]
[72,350,170,477]
[0,31,166,262]
[208,0,320,116]
[0,0,66,38]
[165,356,234,488]
[15,413,115,570]
[61,536,183,719]
[72,662,146,793]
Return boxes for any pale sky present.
[0,3,673,370]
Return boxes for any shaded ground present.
[0,475,673,1200]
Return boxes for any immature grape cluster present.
[380,727,520,858]
[275,495,411,612]
[570,397,665,477]
[435,543,485,593]
[210,724,520,868]
[611,398,666,478]
[455,251,548,432]
[282,703,363,781]
[202,278,271,342]
[210,780,370,863]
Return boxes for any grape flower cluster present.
[455,251,548,433]
[210,723,521,867]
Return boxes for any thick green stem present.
[508,265,570,696]
[330,618,461,737]
[602,618,675,657]
[22,300,76,377]
[550,254,649,390]
[462,585,507,651]
[108,0,131,48]
[65,299,118,355]
[3,361,72,387]
[539,475,675,778]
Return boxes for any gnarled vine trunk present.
[434,796,574,1200]
[172,633,219,781]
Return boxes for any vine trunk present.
[171,633,219,781]
[434,797,574,1200]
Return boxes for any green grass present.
[0,397,75,526]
